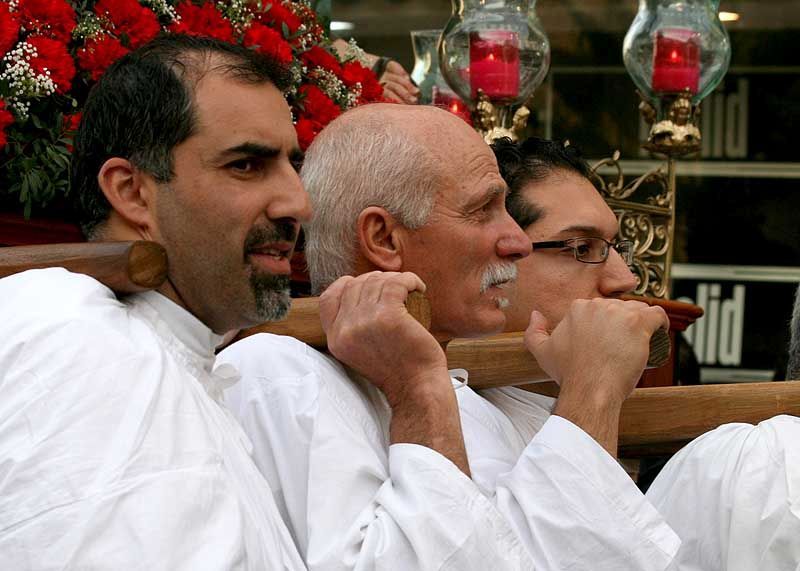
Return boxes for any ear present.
[356,206,404,271]
[97,157,157,237]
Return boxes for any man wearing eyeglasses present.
[495,137,637,335]
[488,137,800,571]
[466,137,646,460]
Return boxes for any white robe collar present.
[131,291,238,402]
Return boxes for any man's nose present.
[267,170,312,224]
[496,216,532,261]
[600,247,638,297]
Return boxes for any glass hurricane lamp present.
[623,0,731,155]
[438,0,549,141]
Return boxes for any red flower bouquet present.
[0,0,385,216]
[169,1,233,42]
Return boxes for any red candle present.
[469,30,520,101]
[432,86,472,125]
[651,27,701,95]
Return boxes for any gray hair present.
[787,284,800,378]
[301,109,441,294]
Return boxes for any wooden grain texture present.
[448,329,670,389]
[446,333,549,388]
[0,241,168,293]
[241,295,670,389]
[618,381,800,456]
[239,291,432,346]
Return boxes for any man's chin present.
[460,307,507,339]
[250,272,292,323]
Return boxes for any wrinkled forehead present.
[423,125,504,201]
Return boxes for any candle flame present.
[670,49,680,62]
[719,11,740,22]
[488,53,495,61]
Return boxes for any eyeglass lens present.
[572,238,633,264]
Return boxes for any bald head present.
[302,104,481,293]
[331,103,476,148]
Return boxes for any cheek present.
[518,264,574,317]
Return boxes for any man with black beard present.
[0,35,310,569]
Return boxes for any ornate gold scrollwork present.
[591,154,674,299]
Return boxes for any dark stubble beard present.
[244,222,296,322]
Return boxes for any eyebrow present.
[464,184,507,210]
[553,224,608,237]
[216,142,282,161]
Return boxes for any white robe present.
[219,333,680,570]
[0,269,305,571]
[487,384,800,571]
[646,414,800,571]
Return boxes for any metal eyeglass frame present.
[531,236,635,265]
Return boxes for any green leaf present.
[20,175,29,202]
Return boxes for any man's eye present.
[228,158,262,173]
[479,193,503,214]
[574,242,592,256]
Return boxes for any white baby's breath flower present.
[0,42,57,119]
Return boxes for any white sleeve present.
[646,414,800,571]
[460,385,680,570]
[0,322,263,570]
[222,334,533,571]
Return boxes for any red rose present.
[340,61,383,102]
[63,111,82,133]
[27,36,75,94]
[297,83,340,125]
[255,1,301,35]
[63,111,81,151]
[294,117,323,151]
[242,23,293,65]
[0,99,13,148]
[94,0,160,49]
[0,3,20,56]
[16,0,76,43]
[169,2,234,43]
[301,45,340,74]
[77,35,130,81]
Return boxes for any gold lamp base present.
[472,90,531,144]
[639,91,702,157]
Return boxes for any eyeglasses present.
[532,237,634,265]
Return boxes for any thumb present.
[524,310,550,352]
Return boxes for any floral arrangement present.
[0,0,385,216]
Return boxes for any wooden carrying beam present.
[245,296,800,454]
[241,295,672,386]
[618,382,800,456]
[3,241,797,455]
[0,241,168,294]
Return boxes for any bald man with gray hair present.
[302,111,440,294]
[219,104,679,570]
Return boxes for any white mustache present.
[480,263,518,294]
